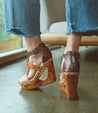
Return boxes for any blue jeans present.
[4,0,41,36]
[66,0,98,36]
[4,0,98,37]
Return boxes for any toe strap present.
[27,61,40,71]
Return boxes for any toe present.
[18,74,29,85]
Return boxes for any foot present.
[19,43,52,84]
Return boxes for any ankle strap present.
[63,51,80,59]
[27,42,45,57]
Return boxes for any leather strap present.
[61,51,80,72]
[27,42,45,57]
[27,61,40,70]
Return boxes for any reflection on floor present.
[0,46,98,113]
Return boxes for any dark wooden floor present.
[0,46,98,113]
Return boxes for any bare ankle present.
[24,35,41,52]
[64,48,79,54]
[63,33,82,54]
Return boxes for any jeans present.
[4,0,41,36]
[66,0,98,36]
[4,0,98,37]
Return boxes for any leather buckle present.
[32,48,39,54]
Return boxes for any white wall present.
[40,0,66,32]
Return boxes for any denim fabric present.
[4,0,98,36]
[4,0,41,36]
[66,0,98,36]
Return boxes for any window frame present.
[0,37,27,65]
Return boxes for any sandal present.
[18,42,56,89]
[59,51,80,99]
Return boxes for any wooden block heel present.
[64,74,78,100]
[59,73,79,100]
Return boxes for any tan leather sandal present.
[18,42,56,89]
[59,51,80,100]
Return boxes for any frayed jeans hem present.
[5,30,42,37]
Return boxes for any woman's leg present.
[59,33,82,99]
[64,33,82,54]
[24,35,41,52]
[60,33,82,80]
[4,0,56,88]
[4,0,42,79]
[19,35,56,86]
[23,35,42,79]
[23,35,46,80]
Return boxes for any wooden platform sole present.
[19,58,56,89]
